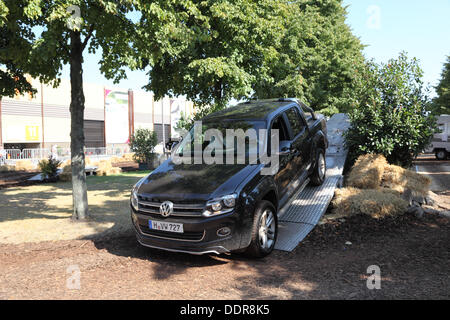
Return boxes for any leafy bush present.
[345,52,436,167]
[129,129,158,165]
[317,106,340,118]
[38,156,62,179]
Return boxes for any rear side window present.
[285,107,305,137]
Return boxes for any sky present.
[60,0,450,96]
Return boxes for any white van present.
[426,115,450,160]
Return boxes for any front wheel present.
[310,148,326,186]
[435,149,448,160]
[245,201,278,258]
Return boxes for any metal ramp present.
[275,113,350,252]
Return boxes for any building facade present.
[0,78,195,151]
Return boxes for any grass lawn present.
[0,171,151,244]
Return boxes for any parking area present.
[414,154,450,193]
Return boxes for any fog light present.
[131,213,138,227]
[217,227,231,237]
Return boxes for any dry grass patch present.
[15,160,35,171]
[333,187,408,219]
[121,153,135,162]
[347,154,387,189]
[381,164,431,197]
[96,160,122,176]
[334,154,431,219]
[0,165,15,172]
[59,163,72,181]
[0,171,149,244]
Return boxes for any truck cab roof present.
[202,99,312,123]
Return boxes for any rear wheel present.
[245,200,278,258]
[435,149,448,160]
[310,148,326,186]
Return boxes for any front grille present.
[137,196,205,217]
[138,224,205,242]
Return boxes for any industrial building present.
[0,76,195,153]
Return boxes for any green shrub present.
[317,106,340,118]
[345,52,436,167]
[129,128,158,166]
[38,156,62,179]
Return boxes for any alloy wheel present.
[258,209,276,250]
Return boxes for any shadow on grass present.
[0,171,149,231]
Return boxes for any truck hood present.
[138,159,259,201]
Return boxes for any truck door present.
[270,115,295,200]
[284,106,311,178]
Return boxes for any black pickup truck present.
[130,98,328,257]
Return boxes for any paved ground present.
[414,154,450,192]
[0,213,448,300]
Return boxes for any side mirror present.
[278,140,291,156]
[166,140,179,151]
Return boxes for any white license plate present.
[149,220,184,233]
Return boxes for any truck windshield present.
[174,120,267,158]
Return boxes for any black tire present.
[435,149,448,160]
[245,200,278,258]
[310,148,326,186]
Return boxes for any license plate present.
[149,220,184,233]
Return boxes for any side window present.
[300,104,316,121]
[271,116,289,141]
[285,107,305,137]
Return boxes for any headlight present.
[203,194,237,217]
[223,195,236,207]
[130,177,145,211]
[131,189,139,211]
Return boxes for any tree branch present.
[81,24,95,51]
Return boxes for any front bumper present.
[131,208,244,255]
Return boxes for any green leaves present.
[345,52,436,167]
[140,0,284,109]
[432,54,450,115]
[253,0,365,113]
[129,128,158,164]
[0,0,38,97]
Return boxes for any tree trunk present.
[214,79,224,109]
[69,30,89,220]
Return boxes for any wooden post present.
[41,82,45,149]
[128,89,134,141]
[103,87,106,148]
[0,97,3,148]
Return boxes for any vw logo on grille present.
[159,201,173,217]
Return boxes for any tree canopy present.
[345,52,436,167]
[0,0,145,219]
[140,0,285,110]
[0,1,36,97]
[142,0,366,118]
[432,55,450,115]
[253,0,366,115]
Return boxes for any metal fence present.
[4,149,23,160]
[2,146,131,161]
